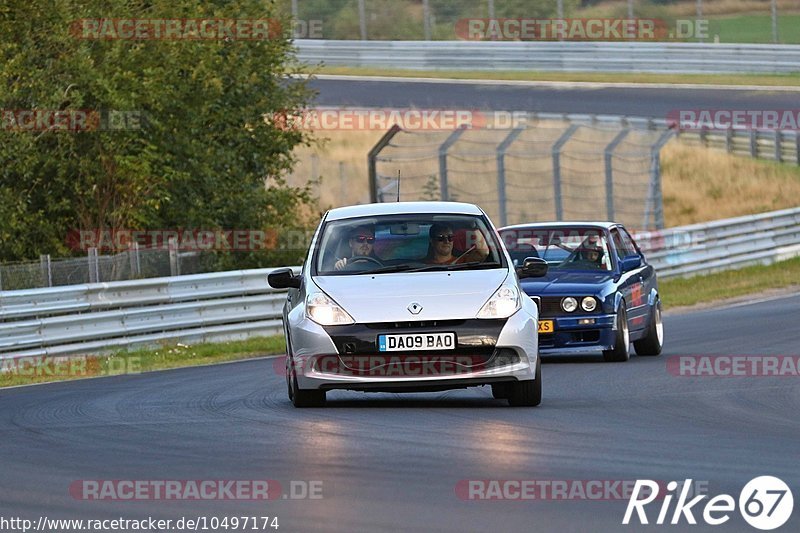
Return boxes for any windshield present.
[314,213,506,275]
[500,227,613,272]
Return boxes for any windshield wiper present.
[361,264,419,274]
[409,261,502,272]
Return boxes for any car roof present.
[326,201,484,221]
[500,221,618,231]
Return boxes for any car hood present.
[520,270,615,295]
[313,270,508,322]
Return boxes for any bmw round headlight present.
[561,297,578,313]
[581,296,597,312]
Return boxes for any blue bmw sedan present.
[499,222,663,362]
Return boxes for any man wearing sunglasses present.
[425,222,489,265]
[334,225,377,270]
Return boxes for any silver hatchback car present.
[268,202,548,407]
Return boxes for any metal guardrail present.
[2,207,798,359]
[677,128,800,165]
[296,40,800,74]
[636,206,800,279]
[506,113,800,170]
[0,268,295,359]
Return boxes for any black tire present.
[508,357,542,407]
[634,299,663,356]
[603,305,630,362]
[491,383,511,399]
[288,357,326,407]
[285,356,293,399]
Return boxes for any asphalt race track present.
[310,77,800,118]
[2,293,798,532]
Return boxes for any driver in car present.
[334,225,377,270]
[576,244,606,269]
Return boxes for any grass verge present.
[0,335,285,389]
[660,256,800,309]
[317,66,800,88]
[707,14,800,44]
[660,141,800,226]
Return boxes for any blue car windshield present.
[500,227,613,272]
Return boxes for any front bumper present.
[288,308,539,391]
[538,313,616,354]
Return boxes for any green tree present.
[0,0,316,266]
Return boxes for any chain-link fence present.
[0,246,213,292]
[286,154,370,209]
[369,117,675,230]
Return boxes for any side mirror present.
[268,268,301,289]
[620,256,642,272]
[517,257,548,278]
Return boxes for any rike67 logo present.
[624,477,794,530]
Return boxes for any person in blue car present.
[567,243,606,270]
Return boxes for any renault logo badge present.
[407,302,422,315]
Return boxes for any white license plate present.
[378,333,456,352]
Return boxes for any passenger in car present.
[425,222,489,264]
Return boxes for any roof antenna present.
[396,169,401,202]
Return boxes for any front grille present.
[324,319,506,357]
[365,319,465,330]
[531,296,600,317]
[541,297,564,316]
[569,330,600,343]
[312,347,520,377]
[539,336,555,349]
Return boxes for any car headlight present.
[477,285,520,319]
[561,297,578,313]
[306,292,355,325]
[581,296,597,312]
